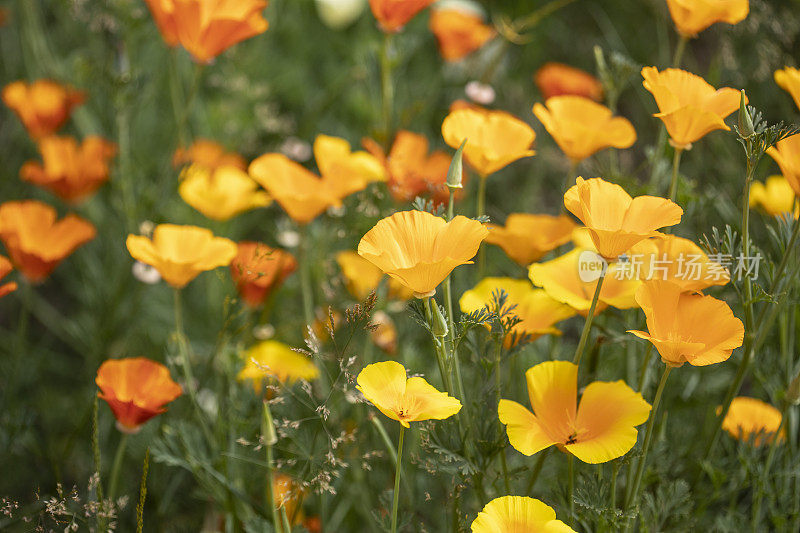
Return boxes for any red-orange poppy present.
[230,241,297,307]
[2,80,85,139]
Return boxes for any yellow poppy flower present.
[533,96,636,163]
[666,0,749,38]
[237,340,319,387]
[499,360,651,464]
[173,139,247,171]
[336,250,413,301]
[486,213,577,266]
[179,164,271,221]
[471,496,576,533]
[629,280,744,367]
[529,249,641,315]
[749,175,798,217]
[356,361,462,427]
[459,277,576,343]
[313,134,386,199]
[564,177,683,260]
[641,67,741,150]
[535,62,603,102]
[767,133,800,197]
[775,67,800,112]
[630,235,730,291]
[429,8,495,62]
[442,107,536,177]
[721,397,784,446]
[126,224,237,288]
[358,210,488,298]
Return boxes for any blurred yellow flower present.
[370,310,398,354]
[336,250,413,301]
[471,496,576,533]
[2,80,85,139]
[641,66,741,150]
[534,62,603,102]
[358,210,488,298]
[442,107,536,177]
[238,340,319,387]
[499,360,651,464]
[313,134,386,198]
[666,0,749,37]
[368,0,434,32]
[173,139,247,171]
[429,8,495,62]
[721,397,784,446]
[486,213,577,266]
[179,164,271,221]
[126,224,237,288]
[356,360,461,427]
[775,67,800,111]
[631,235,730,291]
[629,280,744,367]
[533,96,636,162]
[749,175,798,218]
[767,133,800,197]
[564,177,683,259]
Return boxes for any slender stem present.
[567,454,575,520]
[262,402,282,533]
[672,35,689,68]
[168,50,188,147]
[280,506,292,533]
[637,344,654,392]
[423,297,453,395]
[299,224,315,328]
[495,342,511,494]
[369,414,398,467]
[135,449,149,533]
[477,175,488,277]
[751,402,791,528]
[390,426,405,533]
[525,449,550,495]
[513,0,578,32]
[107,434,129,502]
[610,460,620,510]
[668,147,683,202]
[573,273,606,367]
[380,32,394,146]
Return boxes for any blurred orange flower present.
[144,0,269,63]
[2,80,85,139]
[666,0,749,37]
[429,8,495,62]
[499,360,651,464]
[178,164,271,221]
[173,139,247,171]
[533,96,636,162]
[486,213,576,266]
[370,310,398,354]
[0,200,96,282]
[642,67,741,150]
[126,224,237,288]
[96,357,183,433]
[630,235,730,291]
[273,474,306,526]
[230,242,297,307]
[0,256,18,299]
[564,177,683,259]
[368,0,434,32]
[767,133,800,197]
[534,62,603,101]
[749,176,798,217]
[775,67,800,112]
[721,397,784,446]
[336,250,413,301]
[472,496,576,533]
[358,210,488,298]
[629,280,744,367]
[20,135,117,203]
[442,107,535,176]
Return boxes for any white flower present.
[465,81,496,105]
[132,261,161,284]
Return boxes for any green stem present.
[477,175,488,277]
[369,414,398,467]
[672,35,689,68]
[423,297,453,395]
[299,224,315,328]
[380,32,394,146]
[568,454,575,520]
[751,401,791,529]
[637,344,654,392]
[107,434,129,502]
[495,342,511,494]
[390,426,405,533]
[525,449,550,495]
[668,147,683,203]
[135,449,149,533]
[610,460,620,511]
[262,401,282,533]
[514,0,578,32]
[573,272,605,367]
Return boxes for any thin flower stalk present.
[525,449,550,495]
[262,401,282,533]
[107,433,129,502]
[572,271,605,367]
[299,224,315,328]
[390,426,405,533]
[751,400,791,528]
[668,147,683,202]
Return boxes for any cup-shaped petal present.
[471,496,576,533]
[486,213,577,265]
[179,164,271,221]
[2,80,85,139]
[721,397,784,446]
[368,0,434,32]
[429,8,495,62]
[666,0,749,37]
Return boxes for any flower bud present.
[737,90,754,139]
[447,139,466,190]
[432,301,449,338]
[262,400,278,445]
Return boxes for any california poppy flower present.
[0,200,96,282]
[368,0,434,32]
[356,360,461,427]
[534,62,603,101]
[767,133,800,197]
[358,210,488,298]
[312,134,386,199]
[471,496,576,533]
[775,67,800,112]
[2,80,85,139]
[237,340,319,388]
[442,107,536,177]
[126,224,237,288]
[564,177,683,260]
[96,357,183,433]
[0,256,17,299]
[629,280,744,367]
[20,135,117,203]
[336,250,413,301]
[641,67,741,150]
[173,139,247,171]
[429,8,495,62]
[273,474,307,526]
[533,96,636,163]
[370,310,398,354]
[486,213,576,266]
[666,0,749,38]
[749,175,798,217]
[499,360,651,464]
[143,0,269,63]
[630,235,730,291]
[178,164,271,221]
[230,242,297,307]
[721,397,784,446]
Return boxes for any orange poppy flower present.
[368,0,434,32]
[358,210,488,298]
[499,360,651,464]
[767,133,800,197]
[750,176,798,217]
[486,213,576,266]
[429,8,495,62]
[336,250,413,301]
[641,67,741,150]
[126,224,237,288]
[775,67,800,112]
[721,397,784,446]
[442,107,536,177]
[564,177,683,260]
[471,496,576,533]
[173,139,247,171]
[370,310,398,354]
[178,164,271,221]
[272,474,306,526]
[312,134,386,199]
[143,0,269,63]
[629,280,744,367]
[629,235,730,292]
[533,96,636,162]
[0,200,96,282]
[534,62,603,102]
[666,0,749,38]
[230,241,297,307]
[20,135,117,203]
[0,256,18,299]
[2,80,85,139]
[0,8,8,27]
[96,357,183,433]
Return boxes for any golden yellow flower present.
[641,66,741,150]
[630,235,730,292]
[368,0,434,32]
[499,361,651,464]
[126,224,237,288]
[721,397,784,446]
[178,164,271,221]
[429,8,495,62]
[666,0,749,37]
[173,139,247,171]
[237,340,319,387]
[533,96,636,162]
[2,80,85,139]
[356,361,461,427]
[534,62,603,102]
[442,107,536,177]
[336,250,413,301]
[775,67,800,112]
[749,175,798,217]
[471,496,576,533]
[767,133,800,197]
[486,213,577,266]
[358,210,488,298]
[313,134,386,199]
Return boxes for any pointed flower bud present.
[447,139,466,190]
[738,90,755,139]
[432,301,449,338]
